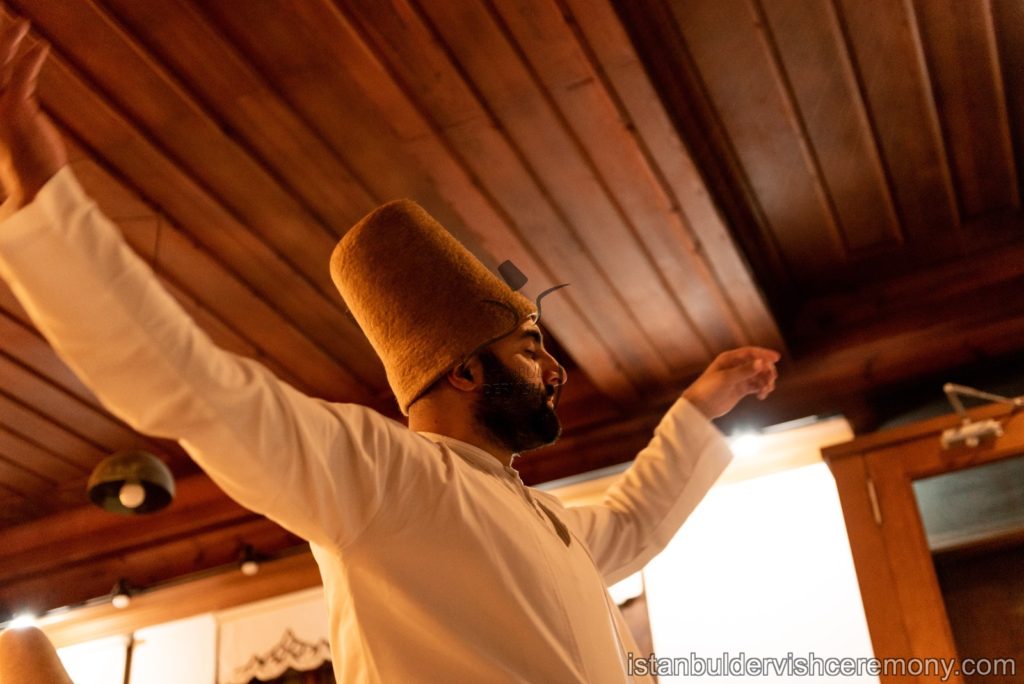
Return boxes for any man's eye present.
[525,350,538,359]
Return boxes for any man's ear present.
[447,358,482,392]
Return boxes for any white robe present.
[0,168,733,683]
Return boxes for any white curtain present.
[57,635,127,684]
[643,463,878,683]
[216,587,331,684]
[129,614,216,684]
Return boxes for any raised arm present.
[539,348,779,585]
[0,19,64,214]
[0,18,425,549]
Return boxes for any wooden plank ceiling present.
[2,0,1024,618]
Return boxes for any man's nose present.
[541,351,567,389]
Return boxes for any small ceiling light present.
[87,450,175,515]
[239,545,260,577]
[111,579,132,610]
[9,613,38,629]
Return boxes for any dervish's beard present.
[474,351,562,454]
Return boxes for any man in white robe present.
[0,18,778,683]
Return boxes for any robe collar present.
[416,431,520,480]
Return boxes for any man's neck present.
[408,415,515,467]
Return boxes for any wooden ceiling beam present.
[756,0,903,254]
[793,235,1024,349]
[0,475,245,579]
[0,289,199,462]
[195,0,642,403]
[834,0,960,240]
[0,393,110,471]
[0,474,300,617]
[97,0,383,231]
[417,0,714,373]
[39,550,322,649]
[0,296,98,406]
[343,0,693,386]
[562,0,782,351]
[991,1,1024,208]
[0,424,88,483]
[12,0,358,273]
[5,4,387,396]
[911,0,1019,218]
[610,0,793,317]
[0,355,144,457]
[0,515,298,618]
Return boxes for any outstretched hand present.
[0,14,65,213]
[682,347,780,419]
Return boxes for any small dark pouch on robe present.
[536,501,572,547]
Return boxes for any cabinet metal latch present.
[866,478,882,526]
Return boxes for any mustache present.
[480,378,561,406]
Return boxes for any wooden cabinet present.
[823,404,1024,684]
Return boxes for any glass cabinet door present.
[912,456,1024,683]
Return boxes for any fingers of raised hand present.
[9,40,46,98]
[0,18,30,88]
[752,361,777,400]
[713,346,781,371]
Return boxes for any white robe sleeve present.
[0,167,430,549]
[538,397,733,585]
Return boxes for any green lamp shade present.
[87,450,175,515]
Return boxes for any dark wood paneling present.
[665,0,847,284]
[25,34,386,395]
[335,0,679,385]
[421,0,715,369]
[0,474,298,617]
[992,0,1024,207]
[101,0,383,228]
[193,0,649,403]
[835,0,960,240]
[7,0,1024,622]
[759,0,902,253]
[492,0,762,356]
[912,0,1019,219]
[562,0,782,350]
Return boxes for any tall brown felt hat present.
[330,200,536,415]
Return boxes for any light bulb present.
[728,432,762,459]
[112,593,131,609]
[118,481,146,509]
[240,560,260,576]
[9,613,37,629]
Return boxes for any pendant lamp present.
[87,450,175,515]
